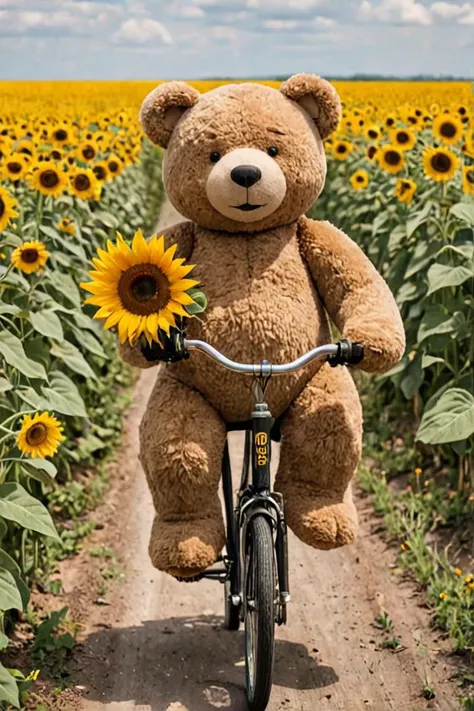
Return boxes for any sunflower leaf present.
[92,210,119,229]
[23,458,57,480]
[70,325,106,359]
[0,483,59,540]
[450,202,474,225]
[416,388,474,445]
[0,377,12,393]
[41,370,88,418]
[50,341,98,381]
[39,225,59,241]
[426,263,474,295]
[0,568,23,613]
[0,662,20,708]
[29,309,64,342]
[406,201,433,238]
[48,272,81,308]
[0,332,47,380]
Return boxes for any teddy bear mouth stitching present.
[232,202,266,212]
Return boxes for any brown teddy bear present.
[119,74,405,579]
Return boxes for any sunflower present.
[49,148,64,162]
[332,140,353,161]
[389,127,416,151]
[58,217,76,235]
[384,115,396,129]
[366,145,378,162]
[69,167,101,201]
[463,138,474,158]
[433,114,464,145]
[364,125,382,143]
[92,161,108,182]
[50,123,73,145]
[423,147,459,182]
[76,142,98,163]
[29,163,68,198]
[377,145,405,174]
[11,240,49,274]
[462,165,474,196]
[0,185,19,232]
[17,411,64,459]
[81,229,200,346]
[395,178,417,204]
[350,169,369,191]
[2,153,30,181]
[106,154,124,179]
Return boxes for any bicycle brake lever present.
[328,339,364,367]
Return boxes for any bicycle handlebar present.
[184,339,355,376]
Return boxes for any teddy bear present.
[119,74,405,579]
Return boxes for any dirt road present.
[63,200,459,710]
[66,365,458,711]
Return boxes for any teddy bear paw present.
[148,517,226,579]
[286,497,358,551]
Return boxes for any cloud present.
[113,17,173,44]
[358,0,432,25]
[263,18,299,28]
[431,1,474,22]
[180,4,205,17]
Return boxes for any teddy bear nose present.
[230,165,262,188]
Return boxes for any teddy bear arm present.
[298,217,405,374]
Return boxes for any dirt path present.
[63,365,459,711]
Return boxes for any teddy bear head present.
[140,74,341,233]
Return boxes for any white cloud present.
[263,18,299,28]
[312,15,335,25]
[180,5,205,17]
[431,1,474,22]
[358,0,432,25]
[114,17,172,44]
[0,10,79,32]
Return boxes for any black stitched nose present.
[230,164,262,188]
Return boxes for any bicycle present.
[173,337,364,711]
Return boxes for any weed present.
[375,612,393,632]
[30,607,78,685]
[381,636,402,650]
[422,682,436,700]
[89,546,115,559]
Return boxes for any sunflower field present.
[0,79,473,706]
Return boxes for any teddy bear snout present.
[230,165,262,188]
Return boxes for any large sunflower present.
[395,178,417,204]
[332,140,353,161]
[106,154,124,179]
[378,145,405,174]
[462,165,474,196]
[364,125,382,143]
[423,147,459,182]
[0,186,19,232]
[350,169,369,191]
[69,167,101,201]
[76,142,98,163]
[433,114,464,146]
[11,240,49,274]
[29,163,68,198]
[2,153,30,181]
[50,123,73,146]
[81,229,200,346]
[92,161,109,182]
[17,411,64,459]
[389,127,416,151]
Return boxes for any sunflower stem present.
[35,193,45,240]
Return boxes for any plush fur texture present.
[120,74,406,578]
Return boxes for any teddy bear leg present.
[139,373,227,578]
[275,363,362,550]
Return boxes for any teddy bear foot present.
[148,516,226,579]
[285,494,358,551]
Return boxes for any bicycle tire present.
[244,514,276,711]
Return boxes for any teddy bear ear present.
[139,81,201,148]
[280,73,341,140]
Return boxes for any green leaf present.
[39,225,59,240]
[0,549,20,579]
[0,662,20,708]
[0,304,21,316]
[0,632,9,652]
[416,388,474,445]
[449,202,474,225]
[17,386,44,409]
[50,341,97,381]
[0,377,12,393]
[406,200,433,238]
[184,290,208,316]
[400,357,423,399]
[417,306,465,344]
[426,263,473,295]
[405,241,438,279]
[0,331,47,379]
[41,371,88,418]
[421,355,445,369]
[0,569,23,612]
[49,272,81,307]
[93,210,119,228]
[0,232,22,247]
[24,458,57,480]
[437,244,474,261]
[29,310,64,341]
[70,325,106,359]
[0,483,59,540]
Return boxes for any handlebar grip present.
[328,339,364,367]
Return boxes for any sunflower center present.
[82,145,95,159]
[74,174,91,191]
[55,129,68,141]
[8,162,22,174]
[109,161,119,172]
[40,169,59,188]
[400,181,411,194]
[93,166,106,180]
[385,150,402,166]
[439,121,456,138]
[118,264,171,316]
[0,197,4,218]
[386,118,395,127]
[367,146,377,159]
[51,150,61,160]
[356,175,364,182]
[26,423,48,446]
[397,131,409,144]
[431,152,452,173]
[459,107,466,115]
[466,169,474,185]
[21,248,39,264]
[336,145,347,154]
[368,130,378,139]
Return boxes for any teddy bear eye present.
[267,146,278,157]
[210,151,221,163]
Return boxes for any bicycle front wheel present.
[244,514,276,711]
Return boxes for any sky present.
[0,0,473,80]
